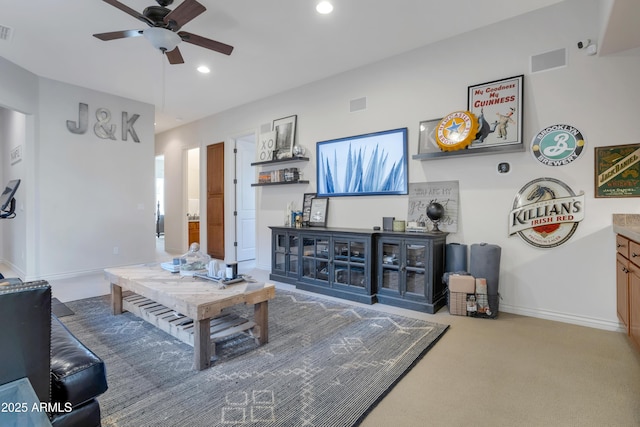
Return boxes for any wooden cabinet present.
[269,226,447,312]
[376,233,447,313]
[615,233,640,351]
[188,221,200,245]
[629,267,640,350]
[616,253,630,331]
[298,231,373,304]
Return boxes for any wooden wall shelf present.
[251,157,309,166]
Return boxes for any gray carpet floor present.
[61,289,447,427]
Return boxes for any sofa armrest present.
[0,280,52,403]
[50,315,108,407]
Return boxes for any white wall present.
[155,0,640,330]
[34,78,156,278]
[0,109,27,274]
[0,57,157,285]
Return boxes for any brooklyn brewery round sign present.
[509,178,585,248]
[530,124,585,166]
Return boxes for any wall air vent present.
[260,123,272,134]
[0,25,13,42]
[349,97,367,113]
[530,48,567,73]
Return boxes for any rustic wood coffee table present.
[104,264,275,370]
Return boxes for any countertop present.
[613,214,640,241]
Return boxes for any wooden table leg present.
[193,318,212,371]
[254,300,269,345]
[111,283,123,315]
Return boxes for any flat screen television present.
[316,128,408,197]
[0,179,21,217]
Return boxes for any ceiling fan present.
[93,0,234,64]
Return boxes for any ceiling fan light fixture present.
[197,65,210,74]
[143,27,181,52]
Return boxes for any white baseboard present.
[20,268,105,283]
[0,258,25,279]
[500,303,625,333]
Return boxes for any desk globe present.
[426,201,444,232]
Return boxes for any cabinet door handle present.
[622,267,629,274]
[617,243,622,248]
[633,253,639,258]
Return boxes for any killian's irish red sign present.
[509,177,585,248]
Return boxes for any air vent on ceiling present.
[530,48,566,73]
[0,25,13,42]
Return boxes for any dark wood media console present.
[269,226,447,313]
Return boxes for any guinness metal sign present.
[509,177,585,248]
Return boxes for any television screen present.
[0,179,21,212]
[316,128,408,197]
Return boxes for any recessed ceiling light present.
[316,1,333,14]
[197,65,210,74]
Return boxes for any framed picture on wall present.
[272,115,297,159]
[316,128,408,197]
[594,143,640,198]
[467,74,523,150]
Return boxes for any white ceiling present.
[0,0,629,134]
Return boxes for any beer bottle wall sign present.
[509,177,585,248]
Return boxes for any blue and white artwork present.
[317,128,408,197]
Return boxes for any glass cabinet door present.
[302,236,329,282]
[380,242,401,292]
[349,240,366,288]
[333,238,367,288]
[405,243,428,297]
[289,234,299,275]
[273,232,287,274]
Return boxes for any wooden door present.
[236,138,256,261]
[207,143,224,259]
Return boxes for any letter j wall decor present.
[316,128,408,197]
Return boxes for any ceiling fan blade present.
[165,47,185,64]
[178,31,234,55]
[102,0,153,26]
[163,0,206,30]
[93,29,143,41]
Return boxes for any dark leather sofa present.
[0,279,108,426]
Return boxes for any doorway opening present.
[155,155,165,251]
[186,147,200,249]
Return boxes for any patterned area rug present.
[62,289,448,427]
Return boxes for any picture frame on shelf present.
[594,143,640,198]
[273,115,297,159]
[301,193,317,225]
[417,118,443,155]
[467,74,523,150]
[257,130,276,162]
[309,197,329,227]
